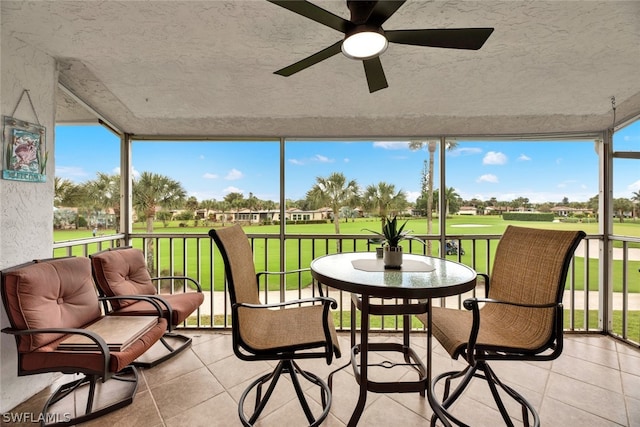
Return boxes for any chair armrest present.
[463,297,559,311]
[461,297,562,365]
[255,268,311,294]
[234,296,338,310]
[256,268,310,287]
[101,294,172,330]
[151,276,202,292]
[232,295,338,364]
[99,295,165,318]
[2,327,111,381]
[256,267,310,280]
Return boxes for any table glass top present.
[310,252,477,298]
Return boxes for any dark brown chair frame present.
[90,246,204,368]
[209,225,341,427]
[1,257,167,426]
[421,226,585,427]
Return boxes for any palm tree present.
[84,172,121,232]
[362,182,407,228]
[443,186,461,216]
[54,176,85,207]
[409,139,458,255]
[306,172,359,251]
[133,172,186,271]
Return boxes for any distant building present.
[457,206,478,215]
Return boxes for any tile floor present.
[5,331,639,426]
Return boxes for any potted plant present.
[363,215,425,269]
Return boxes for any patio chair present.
[1,257,167,426]
[209,225,341,427]
[417,225,585,426]
[90,247,204,367]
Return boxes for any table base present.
[350,342,427,395]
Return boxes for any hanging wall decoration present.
[2,89,47,182]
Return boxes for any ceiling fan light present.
[342,28,388,60]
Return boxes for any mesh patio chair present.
[209,224,341,427]
[417,225,585,427]
[1,257,167,426]
[90,247,204,367]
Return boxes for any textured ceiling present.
[3,0,640,138]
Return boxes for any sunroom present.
[1,1,639,426]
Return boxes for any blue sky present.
[55,122,640,205]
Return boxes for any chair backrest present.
[208,225,260,306]
[90,247,157,310]
[486,225,585,349]
[1,257,101,352]
[489,226,585,304]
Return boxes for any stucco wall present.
[1,34,57,412]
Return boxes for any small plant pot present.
[375,247,384,258]
[383,246,403,269]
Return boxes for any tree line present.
[54,169,640,238]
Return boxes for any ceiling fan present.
[267,0,494,93]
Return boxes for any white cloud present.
[202,173,218,179]
[448,147,482,156]
[343,158,350,163]
[199,154,205,160]
[482,151,507,165]
[517,154,531,161]
[225,168,243,180]
[223,186,243,194]
[314,154,332,163]
[288,154,334,165]
[628,179,640,192]
[476,174,499,183]
[404,190,421,203]
[373,141,409,150]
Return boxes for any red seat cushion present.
[90,248,157,309]
[2,258,101,352]
[113,293,204,325]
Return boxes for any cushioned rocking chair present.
[209,225,341,427]
[417,225,585,427]
[1,257,167,426]
[90,247,204,368]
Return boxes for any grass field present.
[54,215,640,294]
[54,217,639,341]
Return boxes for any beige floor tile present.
[150,366,225,419]
[546,372,628,425]
[5,332,639,427]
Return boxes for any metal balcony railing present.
[53,231,639,347]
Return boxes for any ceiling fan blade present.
[367,1,406,26]
[363,57,388,93]
[267,0,351,33]
[386,28,494,50]
[274,41,343,76]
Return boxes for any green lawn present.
[54,216,640,294]
[54,217,639,344]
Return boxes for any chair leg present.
[430,365,477,427]
[429,361,540,427]
[41,366,139,426]
[132,332,192,368]
[483,363,539,427]
[238,360,332,427]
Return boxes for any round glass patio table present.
[310,252,477,427]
